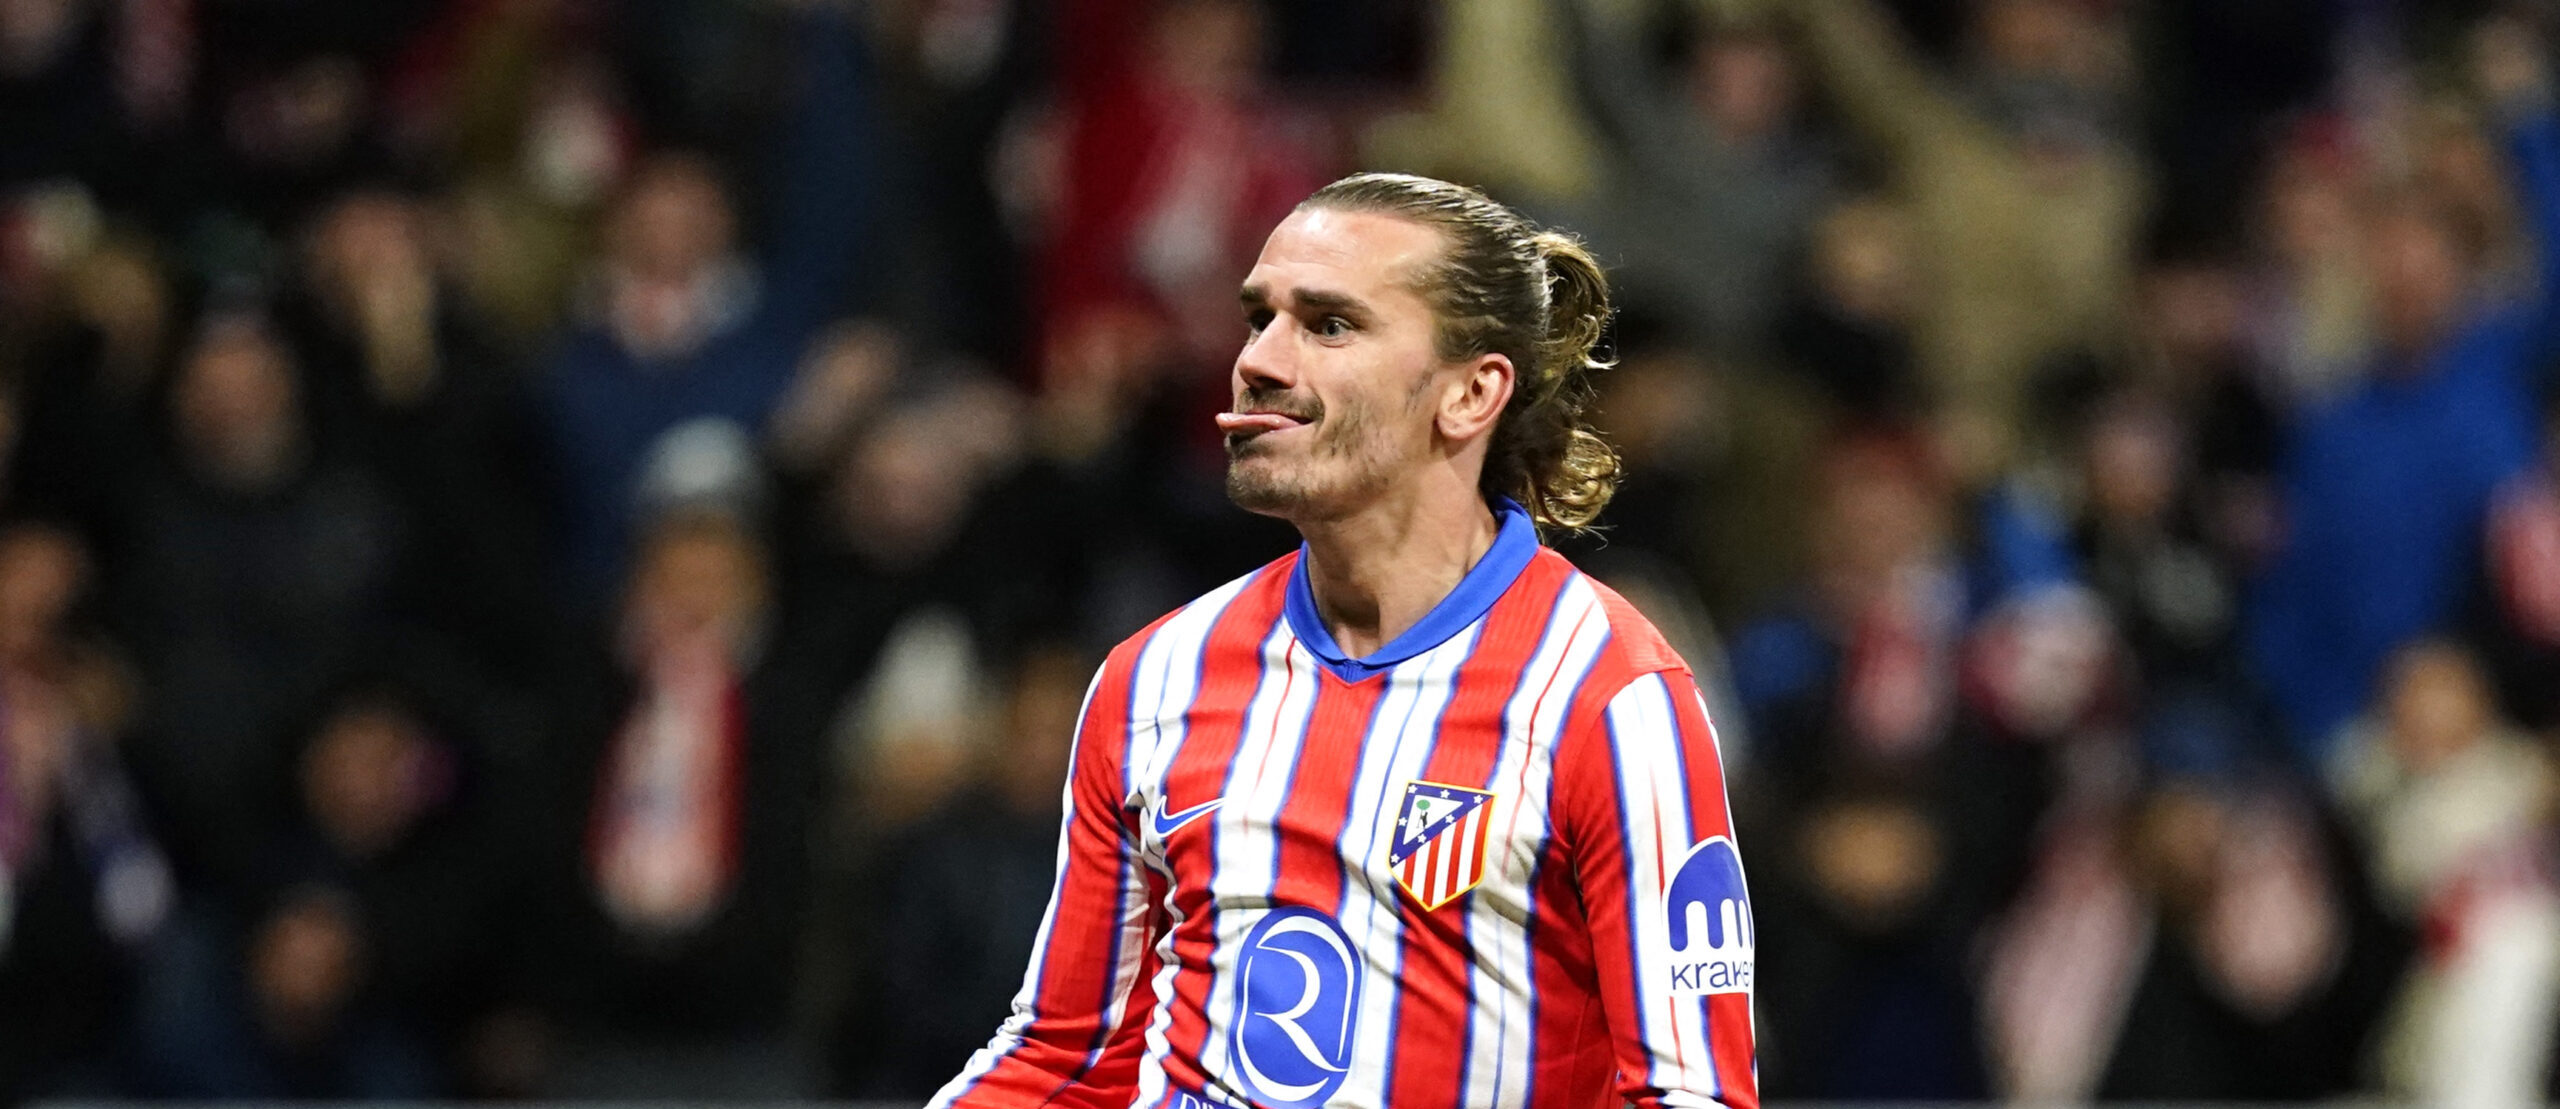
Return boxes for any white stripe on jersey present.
[1606,672,1717,1103]
[1447,806,1487,906]
[1334,622,1481,1109]
[1194,619,1321,1100]
[1691,683,1759,1066]
[1115,574,1260,1109]
[1130,874,1193,1109]
[1464,576,1611,1109]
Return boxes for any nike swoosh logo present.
[1150,798,1222,837]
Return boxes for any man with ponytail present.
[931,174,1756,1109]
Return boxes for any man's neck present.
[1296,489,1502,659]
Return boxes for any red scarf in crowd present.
[586,641,746,938]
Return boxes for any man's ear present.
[1436,353,1513,443]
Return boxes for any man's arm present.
[1553,668,1759,1109]
[1746,0,1977,164]
[927,658,1160,1109]
[757,3,883,345]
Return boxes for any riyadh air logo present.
[1660,835,1753,995]
[1150,797,1221,838]
[1229,907,1361,1109]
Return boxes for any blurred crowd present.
[3,0,2560,1103]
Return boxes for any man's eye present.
[1245,309,1274,335]
[1317,316,1354,338]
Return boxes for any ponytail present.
[1520,231,1621,531]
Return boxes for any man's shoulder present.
[1095,550,1301,679]
[1528,549,1693,693]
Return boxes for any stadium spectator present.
[132,676,529,1098]
[1754,784,1987,1098]
[2326,639,2560,1103]
[1037,0,1327,374]
[529,508,838,1098]
[2093,780,2398,1099]
[1775,195,1924,419]
[2121,245,2286,569]
[0,524,171,1100]
[2071,391,2245,694]
[2246,121,2380,412]
[281,187,550,676]
[1728,429,1965,796]
[115,309,410,894]
[1572,10,1838,358]
[133,885,434,1098]
[537,5,880,597]
[866,0,1043,366]
[1754,0,2149,478]
[2244,37,2560,759]
[9,235,172,547]
[2469,386,2560,730]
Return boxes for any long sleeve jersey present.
[932,500,1757,1109]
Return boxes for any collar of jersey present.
[1284,496,1538,683]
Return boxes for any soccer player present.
[931,174,1756,1109]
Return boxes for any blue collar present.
[1283,498,1540,683]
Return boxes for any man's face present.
[1225,208,1453,522]
[310,192,425,298]
[2369,207,2468,360]
[624,520,767,656]
[1693,33,1797,143]
[610,158,735,283]
[176,319,301,486]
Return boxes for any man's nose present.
[1234,320,1296,394]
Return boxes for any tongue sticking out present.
[1216,412,1305,436]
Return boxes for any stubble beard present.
[1225,398,1397,521]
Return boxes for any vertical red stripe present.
[1706,992,1758,1109]
[1270,673,1386,914]
[1525,841,1612,1107]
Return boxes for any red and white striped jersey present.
[931,502,1757,1109]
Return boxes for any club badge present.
[1387,780,1496,910]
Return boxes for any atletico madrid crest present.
[1388,780,1497,910]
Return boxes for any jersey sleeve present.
[928,660,1161,1109]
[1551,668,1759,1109]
